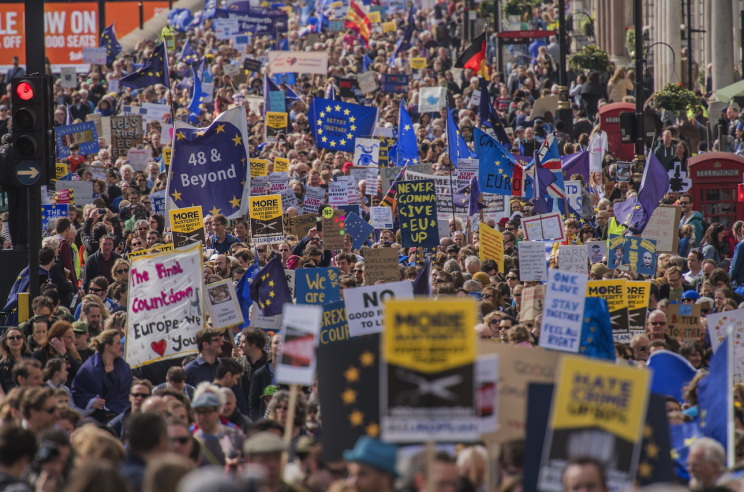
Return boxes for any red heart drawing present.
[151,340,167,356]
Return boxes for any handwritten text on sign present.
[539,269,587,353]
[126,243,204,367]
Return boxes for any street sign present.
[16,161,41,185]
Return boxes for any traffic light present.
[4,74,53,187]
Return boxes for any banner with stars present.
[309,97,378,153]
[165,106,250,222]
[537,356,651,492]
[317,333,381,462]
[41,204,68,233]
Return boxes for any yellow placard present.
[384,298,475,373]
[250,159,269,177]
[169,205,203,234]
[56,163,67,179]
[586,279,628,313]
[274,156,289,173]
[267,112,288,129]
[367,11,381,23]
[479,222,503,274]
[410,57,427,70]
[382,21,396,33]
[127,243,174,259]
[163,33,175,51]
[550,356,650,443]
[249,194,283,221]
[163,148,172,167]
[626,281,650,330]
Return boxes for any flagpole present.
[534,150,545,242]
[728,327,735,468]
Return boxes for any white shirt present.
[683,269,703,284]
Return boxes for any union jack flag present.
[536,134,566,199]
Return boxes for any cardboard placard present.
[666,304,702,340]
[111,115,143,159]
[641,205,681,254]
[520,285,546,321]
[205,278,244,329]
[362,247,400,284]
[287,212,317,239]
[321,209,346,250]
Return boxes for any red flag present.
[344,0,371,47]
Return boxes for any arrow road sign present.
[16,161,41,186]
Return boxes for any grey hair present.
[648,309,667,321]
[689,437,725,468]
[464,256,481,269]
[443,259,462,273]
[463,280,482,292]
[192,382,226,413]
[696,297,714,309]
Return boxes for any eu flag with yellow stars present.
[345,212,375,250]
[446,105,476,167]
[475,127,526,197]
[249,256,292,316]
[120,42,169,89]
[100,23,121,64]
[165,106,250,221]
[396,100,419,166]
[187,61,208,117]
[179,42,201,66]
[308,97,378,153]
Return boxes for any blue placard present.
[622,236,657,276]
[381,74,409,94]
[41,204,69,232]
[269,90,286,112]
[319,300,350,345]
[214,8,289,35]
[55,121,100,158]
[273,73,295,86]
[397,179,439,248]
[329,19,345,32]
[295,267,340,305]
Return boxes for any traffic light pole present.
[25,0,45,299]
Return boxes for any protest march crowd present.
[3,0,744,491]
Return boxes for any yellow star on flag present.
[404,125,410,131]
[229,196,241,208]
[322,136,328,143]
[645,442,659,459]
[350,125,356,131]
[359,351,375,367]
[347,133,353,139]
[176,132,185,141]
[344,366,360,383]
[348,410,364,426]
[349,116,355,122]
[340,139,346,146]
[334,105,341,111]
[318,129,323,135]
[232,134,242,146]
[325,106,332,113]
[341,388,357,404]
[365,422,380,437]
[330,141,336,147]
[269,291,275,297]
[171,189,182,201]
[241,157,246,166]
[317,119,323,125]
[197,130,206,137]
[269,280,274,287]
[209,206,221,216]
[265,299,271,306]
[320,112,325,118]
[241,179,245,187]
[344,109,350,115]
[216,124,225,133]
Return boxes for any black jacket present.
[292,235,332,266]
[81,217,123,256]
[82,250,122,294]
[248,362,274,421]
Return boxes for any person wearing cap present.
[497,217,509,233]
[344,436,397,492]
[590,263,611,280]
[191,386,244,467]
[71,321,94,363]
[242,432,303,492]
[681,290,701,305]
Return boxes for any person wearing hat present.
[192,387,244,467]
[71,321,94,363]
[344,436,397,492]
[242,432,305,492]
[590,263,611,280]
[681,290,701,305]
[497,217,509,233]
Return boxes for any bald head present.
[141,395,168,416]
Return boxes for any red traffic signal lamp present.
[15,82,35,101]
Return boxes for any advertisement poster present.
[169,206,206,248]
[538,356,650,492]
[382,298,478,442]
[249,194,284,244]
[250,158,268,177]
[627,281,651,332]
[275,304,323,385]
[125,243,204,367]
[205,278,244,330]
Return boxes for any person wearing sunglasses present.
[678,193,705,248]
[21,387,60,437]
[0,327,30,393]
[647,310,680,352]
[629,334,650,362]
[168,420,197,463]
[111,259,130,283]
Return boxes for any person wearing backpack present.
[679,193,706,247]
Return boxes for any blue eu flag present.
[345,212,375,250]
[446,106,475,166]
[100,23,122,64]
[188,61,208,117]
[475,128,523,196]
[698,334,732,459]
[120,42,169,89]
[179,42,201,66]
[308,97,378,153]
[478,77,510,146]
[249,256,292,316]
[168,8,195,32]
[397,100,419,166]
[167,107,250,220]
[236,262,260,327]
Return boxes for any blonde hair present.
[72,424,127,465]
[681,224,694,238]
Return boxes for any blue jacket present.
[730,240,744,287]
[72,352,133,416]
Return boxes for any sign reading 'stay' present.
[125,243,205,368]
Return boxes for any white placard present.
[358,71,377,94]
[280,189,300,213]
[370,207,393,229]
[476,354,498,434]
[83,47,107,65]
[205,278,244,329]
[108,79,120,94]
[160,123,173,145]
[557,244,588,274]
[328,182,348,207]
[564,180,582,214]
[302,186,325,214]
[127,148,153,171]
[61,67,77,88]
[250,176,269,196]
[587,241,606,264]
[224,63,240,76]
[268,51,329,75]
[269,172,289,193]
[125,243,204,367]
[284,269,296,300]
[344,281,414,337]
[214,17,240,39]
[521,212,565,241]
[202,83,214,103]
[365,167,379,194]
[353,138,381,167]
[518,241,548,281]
[539,268,587,353]
[275,304,323,385]
[56,181,94,206]
[419,86,447,113]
